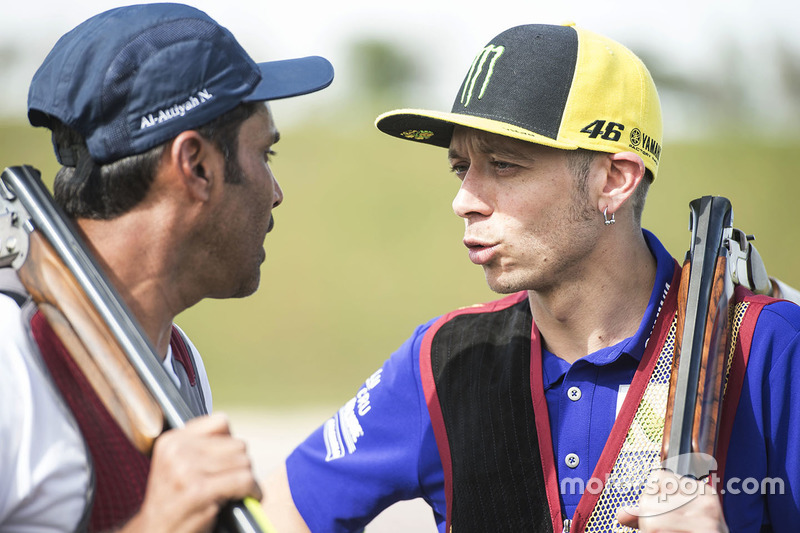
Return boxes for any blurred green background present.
[2,2,799,413]
[2,117,798,410]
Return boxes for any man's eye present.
[450,164,468,178]
[493,161,514,170]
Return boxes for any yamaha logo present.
[629,127,661,163]
[630,128,642,147]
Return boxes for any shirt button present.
[567,386,582,401]
[565,453,580,469]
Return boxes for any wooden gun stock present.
[19,230,163,453]
[661,196,734,479]
[1,165,272,533]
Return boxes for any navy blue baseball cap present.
[28,3,334,164]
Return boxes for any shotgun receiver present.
[0,165,272,533]
[660,195,796,479]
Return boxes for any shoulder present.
[419,292,530,355]
[0,295,29,411]
[0,295,36,404]
[748,296,800,345]
[0,297,89,530]
[425,292,529,335]
[756,298,800,330]
[742,297,800,381]
[390,292,529,369]
[437,291,528,320]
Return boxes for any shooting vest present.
[420,265,771,533]
[29,311,208,532]
[0,270,207,532]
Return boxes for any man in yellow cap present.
[265,23,799,532]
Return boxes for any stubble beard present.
[483,189,597,296]
[212,160,265,300]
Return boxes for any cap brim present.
[375,108,579,151]
[246,56,334,101]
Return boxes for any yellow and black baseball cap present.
[375,23,663,178]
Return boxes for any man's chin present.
[237,277,261,298]
[220,273,261,300]
[484,274,522,295]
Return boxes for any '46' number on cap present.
[581,120,625,142]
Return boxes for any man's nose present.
[452,171,492,219]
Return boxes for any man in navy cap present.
[0,3,332,531]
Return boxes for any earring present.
[603,206,615,226]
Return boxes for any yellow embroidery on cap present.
[400,130,434,140]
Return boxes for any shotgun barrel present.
[662,196,734,479]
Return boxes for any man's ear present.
[597,151,645,215]
[169,130,218,202]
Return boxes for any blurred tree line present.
[344,34,800,140]
[1,31,798,140]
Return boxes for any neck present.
[528,228,656,364]
[76,213,193,360]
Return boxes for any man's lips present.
[463,238,498,265]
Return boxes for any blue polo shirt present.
[541,229,677,517]
[286,230,800,532]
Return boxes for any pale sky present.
[3,0,799,137]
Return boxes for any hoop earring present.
[603,206,615,226]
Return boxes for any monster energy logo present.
[460,45,505,107]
